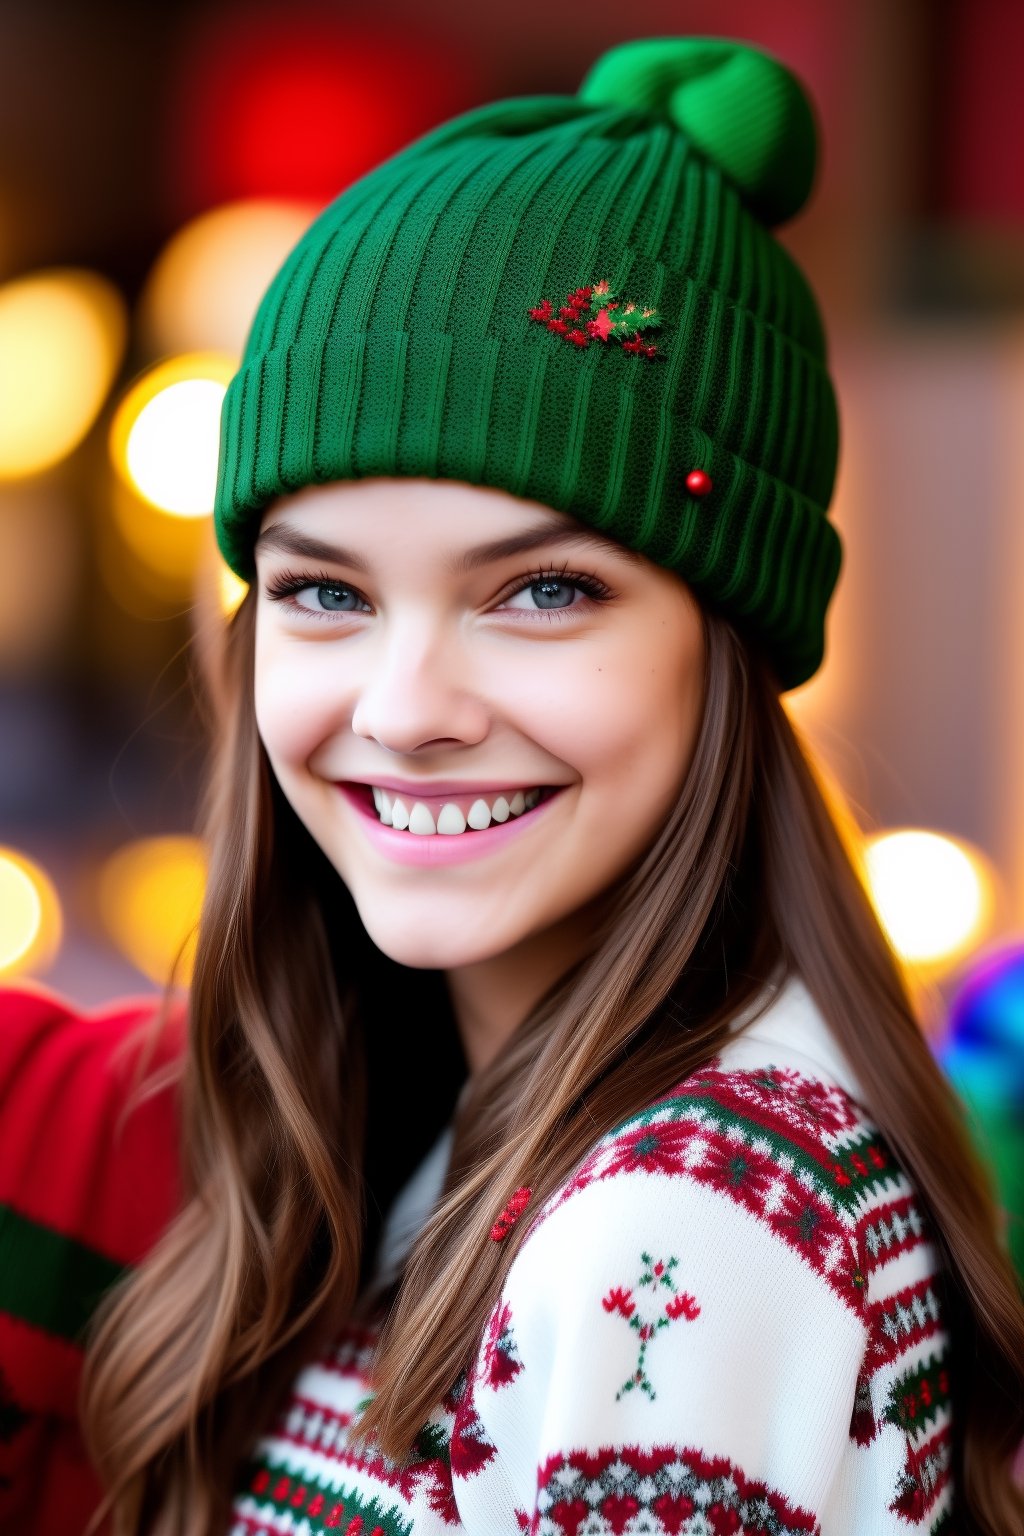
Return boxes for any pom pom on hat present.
[577,36,818,226]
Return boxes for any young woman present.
[2,33,1022,1536]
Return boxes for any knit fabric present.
[227,974,955,1536]
[213,37,842,691]
[0,985,183,1535]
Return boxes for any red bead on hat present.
[685,469,713,497]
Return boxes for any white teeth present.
[408,802,437,836]
[390,796,410,830]
[369,786,548,834]
[436,803,467,835]
[466,798,492,829]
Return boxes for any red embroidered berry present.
[569,330,589,346]
[685,469,713,497]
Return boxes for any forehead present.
[255,477,645,572]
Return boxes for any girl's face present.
[253,478,705,973]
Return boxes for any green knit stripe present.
[611,1083,869,1215]
[0,1202,125,1344]
[239,1458,413,1536]
[883,1347,953,1438]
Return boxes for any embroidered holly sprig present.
[528,279,663,358]
[602,1250,700,1401]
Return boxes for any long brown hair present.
[82,586,1024,1535]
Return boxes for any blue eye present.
[503,577,582,610]
[294,582,364,613]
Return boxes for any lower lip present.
[335,783,567,867]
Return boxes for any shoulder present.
[517,1049,876,1332]
[510,974,933,1344]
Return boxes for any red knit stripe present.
[0,985,183,1262]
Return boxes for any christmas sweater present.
[0,982,183,1534]
[228,972,955,1536]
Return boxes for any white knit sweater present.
[228,972,954,1536]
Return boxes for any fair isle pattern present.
[524,1064,874,1316]
[532,1444,818,1536]
[230,1310,464,1536]
[229,1048,956,1535]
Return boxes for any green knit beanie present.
[214,35,841,690]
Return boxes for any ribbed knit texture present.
[214,38,842,690]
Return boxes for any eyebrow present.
[253,516,644,575]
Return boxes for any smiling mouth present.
[344,782,562,835]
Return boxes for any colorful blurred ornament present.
[936,941,1024,1280]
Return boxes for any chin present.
[354,906,515,973]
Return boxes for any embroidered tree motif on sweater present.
[528,279,663,358]
[602,1251,700,1400]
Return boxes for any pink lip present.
[336,782,567,868]
[343,776,548,797]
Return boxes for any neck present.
[444,901,605,1075]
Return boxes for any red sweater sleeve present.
[0,982,185,1535]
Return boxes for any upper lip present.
[341,776,555,797]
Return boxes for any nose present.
[349,617,489,756]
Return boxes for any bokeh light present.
[0,847,62,978]
[864,828,996,969]
[97,835,207,986]
[219,563,249,617]
[137,199,318,358]
[110,354,236,517]
[168,16,478,210]
[0,268,127,478]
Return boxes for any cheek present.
[523,632,699,800]
[253,636,345,771]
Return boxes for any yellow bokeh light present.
[97,835,207,987]
[138,199,318,359]
[863,828,996,970]
[0,847,62,978]
[127,379,227,517]
[0,268,127,477]
[109,353,237,518]
[219,563,249,616]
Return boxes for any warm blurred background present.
[1,0,1022,1274]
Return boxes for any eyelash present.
[262,562,614,624]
